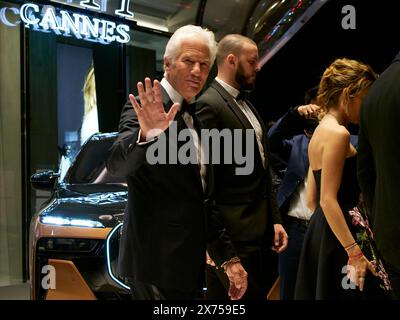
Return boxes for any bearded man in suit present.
[196,34,288,299]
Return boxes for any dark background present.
[252,0,400,122]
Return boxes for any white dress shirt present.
[287,176,313,221]
[215,77,266,168]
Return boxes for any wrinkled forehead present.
[178,41,211,62]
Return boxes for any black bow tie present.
[236,91,248,101]
[179,100,195,117]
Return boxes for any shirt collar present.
[161,78,190,105]
[215,77,240,99]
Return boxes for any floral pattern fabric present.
[348,194,392,291]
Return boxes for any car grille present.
[37,238,100,253]
[34,233,130,299]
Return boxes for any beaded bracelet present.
[348,251,364,260]
[344,242,357,251]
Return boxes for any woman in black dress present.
[294,58,389,299]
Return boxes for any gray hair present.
[163,25,217,76]
[216,34,257,66]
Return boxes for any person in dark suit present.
[196,34,288,299]
[358,51,400,299]
[106,25,246,300]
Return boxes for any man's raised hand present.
[130,78,180,141]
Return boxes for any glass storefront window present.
[0,0,22,286]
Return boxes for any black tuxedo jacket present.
[107,87,235,292]
[358,52,400,271]
[196,80,282,259]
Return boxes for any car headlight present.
[40,216,104,228]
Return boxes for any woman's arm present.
[319,128,355,248]
[319,128,376,290]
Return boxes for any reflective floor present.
[0,282,30,300]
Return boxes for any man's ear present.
[164,57,171,71]
[227,54,236,66]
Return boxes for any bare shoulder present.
[310,124,350,160]
[309,122,351,168]
[320,123,350,144]
[331,125,350,142]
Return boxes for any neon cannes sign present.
[0,1,134,44]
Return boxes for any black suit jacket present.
[196,80,282,259]
[107,87,235,292]
[358,52,400,271]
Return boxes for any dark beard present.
[235,63,255,91]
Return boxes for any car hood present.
[38,184,128,228]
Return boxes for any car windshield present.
[62,133,127,186]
